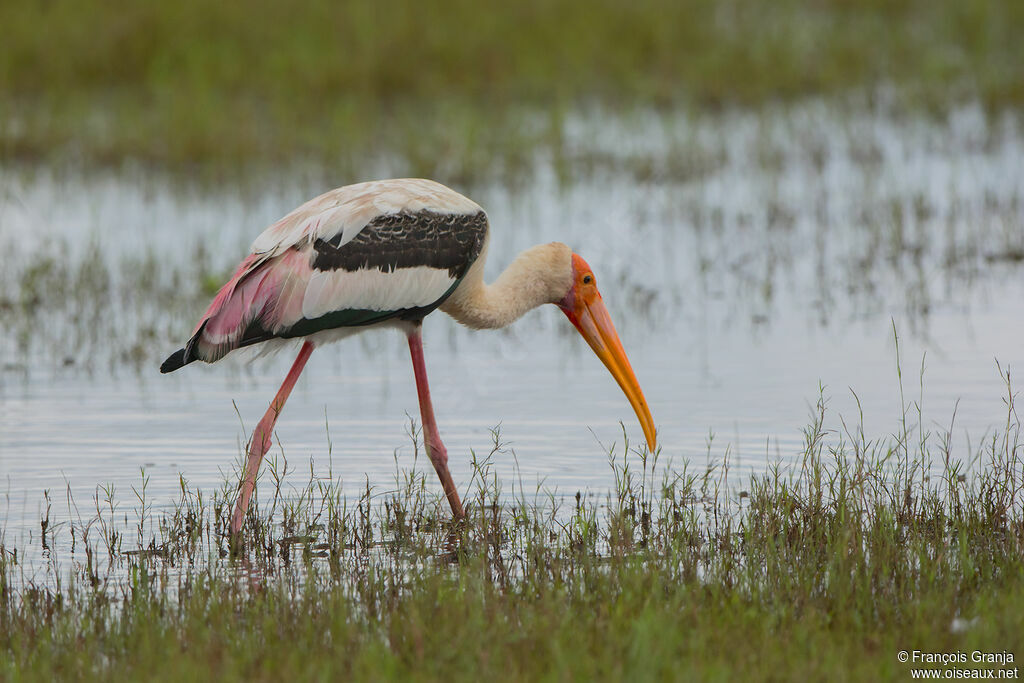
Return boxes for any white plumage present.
[301,266,458,319]
[250,178,485,257]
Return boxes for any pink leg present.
[408,327,465,519]
[230,341,314,535]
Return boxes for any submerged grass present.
[0,239,229,373]
[3,367,1023,680]
[1,0,1022,175]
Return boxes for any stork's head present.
[555,252,657,451]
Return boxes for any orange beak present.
[559,266,657,451]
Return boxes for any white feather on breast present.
[301,266,458,319]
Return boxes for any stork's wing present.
[250,178,485,257]
[160,180,488,372]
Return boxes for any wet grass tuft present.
[2,375,1023,679]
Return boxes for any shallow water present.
[1,103,1023,571]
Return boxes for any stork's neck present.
[440,241,573,329]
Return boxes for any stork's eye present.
[583,274,593,285]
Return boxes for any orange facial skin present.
[557,253,657,451]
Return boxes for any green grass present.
[1,0,1022,175]
[3,374,1023,680]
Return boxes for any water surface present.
[2,103,1023,570]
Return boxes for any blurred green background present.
[1,0,1021,175]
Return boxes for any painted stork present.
[161,178,656,535]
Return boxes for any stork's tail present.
[158,253,269,375]
[160,347,191,373]
[160,324,207,373]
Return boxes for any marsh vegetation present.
[1,0,1022,175]
[3,0,1024,678]
[3,381,1023,679]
